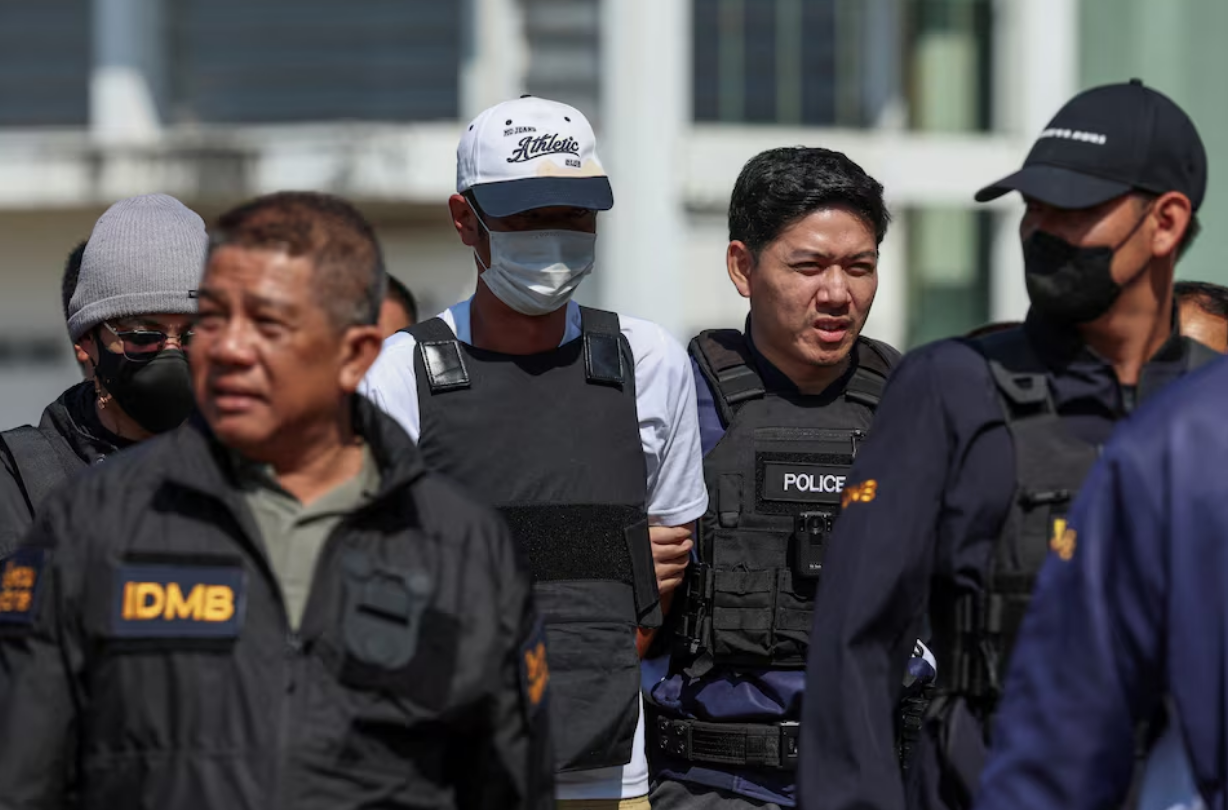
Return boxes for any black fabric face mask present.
[1023,207,1152,325]
[92,344,196,434]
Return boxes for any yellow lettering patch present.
[112,564,245,639]
[520,622,550,716]
[0,548,46,626]
[1050,518,1077,562]
[841,480,878,508]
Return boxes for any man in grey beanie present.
[0,193,207,551]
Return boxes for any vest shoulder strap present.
[579,306,626,388]
[0,426,70,512]
[844,337,900,409]
[404,318,471,394]
[688,329,765,428]
[968,327,1056,420]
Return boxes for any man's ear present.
[449,193,491,271]
[449,194,484,249]
[338,325,385,394]
[1150,191,1193,260]
[77,331,98,365]
[727,241,756,299]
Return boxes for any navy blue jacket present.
[799,312,1202,810]
[974,354,1228,810]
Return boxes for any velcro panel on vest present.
[500,503,660,627]
[580,307,625,387]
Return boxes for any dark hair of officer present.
[728,147,891,254]
[1176,280,1228,353]
[378,273,418,338]
[61,240,87,330]
[194,192,386,480]
[211,192,387,330]
[1176,280,1228,318]
[386,275,417,323]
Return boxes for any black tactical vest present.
[675,330,898,674]
[407,308,660,773]
[940,327,1220,712]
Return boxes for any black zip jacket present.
[0,397,553,810]
[0,381,130,553]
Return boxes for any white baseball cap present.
[456,96,614,218]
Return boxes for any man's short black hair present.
[211,192,387,329]
[728,147,891,257]
[385,274,418,324]
[1175,280,1228,319]
[62,240,87,336]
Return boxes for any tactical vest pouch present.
[500,503,654,771]
[535,580,641,772]
[332,551,459,711]
[682,427,862,669]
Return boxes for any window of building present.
[169,0,462,124]
[905,207,994,347]
[693,0,993,132]
[0,1,90,127]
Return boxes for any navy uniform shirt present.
[798,311,1200,810]
[974,354,1228,810]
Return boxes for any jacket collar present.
[41,380,133,465]
[743,315,864,400]
[1022,305,1195,412]
[163,395,428,502]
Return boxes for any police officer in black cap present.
[0,192,552,809]
[799,80,1215,810]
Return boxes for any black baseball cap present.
[976,79,1207,211]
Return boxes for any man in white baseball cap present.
[361,96,707,809]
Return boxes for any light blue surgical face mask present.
[471,204,597,316]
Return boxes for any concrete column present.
[597,0,689,337]
[1016,0,1079,137]
[460,0,529,121]
[863,208,907,350]
[988,0,1079,322]
[91,0,163,144]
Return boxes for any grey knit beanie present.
[67,194,208,341]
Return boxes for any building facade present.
[1,0,1162,430]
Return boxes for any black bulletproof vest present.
[407,307,660,773]
[675,330,896,673]
[941,328,1220,711]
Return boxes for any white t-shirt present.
[360,298,709,799]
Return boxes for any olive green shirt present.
[236,445,380,629]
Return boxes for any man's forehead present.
[205,246,314,290]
